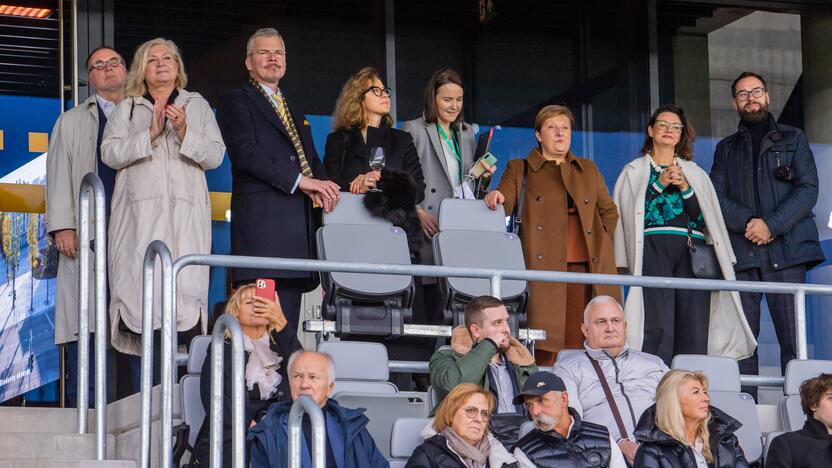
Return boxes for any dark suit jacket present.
[217,82,329,282]
[322,126,426,203]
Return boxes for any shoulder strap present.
[585,352,629,440]
[511,160,529,235]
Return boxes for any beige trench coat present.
[101,89,224,355]
[613,155,756,359]
[46,95,100,345]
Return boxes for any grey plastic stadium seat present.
[389,461,407,468]
[763,431,785,463]
[333,392,428,459]
[322,192,392,226]
[433,199,528,330]
[708,393,763,463]
[781,359,832,430]
[188,335,211,374]
[318,341,398,394]
[178,335,212,449]
[671,354,741,392]
[317,217,414,334]
[556,349,584,363]
[427,385,438,411]
[390,417,432,462]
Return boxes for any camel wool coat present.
[495,149,621,352]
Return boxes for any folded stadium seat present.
[763,431,784,464]
[427,385,437,411]
[317,341,398,394]
[432,199,528,332]
[317,193,415,336]
[174,335,211,464]
[780,359,832,431]
[556,349,584,362]
[333,392,428,459]
[672,354,762,463]
[389,417,433,467]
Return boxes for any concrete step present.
[0,406,95,433]
[0,460,135,468]
[0,432,116,460]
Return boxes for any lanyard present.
[436,123,463,183]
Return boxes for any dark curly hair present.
[800,372,832,417]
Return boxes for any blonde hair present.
[654,370,713,463]
[331,67,393,131]
[432,383,494,433]
[222,284,276,339]
[125,38,188,97]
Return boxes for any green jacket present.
[429,326,538,415]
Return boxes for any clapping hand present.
[149,99,167,141]
[165,103,187,142]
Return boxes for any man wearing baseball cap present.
[512,372,627,468]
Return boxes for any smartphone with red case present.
[254,278,275,300]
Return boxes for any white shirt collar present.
[95,94,116,119]
[257,81,280,97]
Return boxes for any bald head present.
[581,296,627,355]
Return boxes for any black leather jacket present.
[633,404,750,468]
[709,113,823,271]
[514,408,613,468]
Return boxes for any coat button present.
[427,205,433,210]
[537,255,543,259]
[584,198,589,204]
[290,156,296,161]
[431,188,437,193]
[587,228,592,234]
[592,257,597,262]
[536,225,543,231]
[773,263,779,268]
[536,196,543,202]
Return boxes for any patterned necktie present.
[271,91,314,178]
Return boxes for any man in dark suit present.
[217,28,340,329]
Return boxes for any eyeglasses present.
[251,49,286,59]
[463,406,491,421]
[655,120,684,133]
[88,58,124,72]
[734,87,766,101]
[365,86,392,98]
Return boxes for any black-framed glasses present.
[365,86,392,97]
[734,87,766,101]
[463,406,491,421]
[88,58,124,72]
[655,120,684,133]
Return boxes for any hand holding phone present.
[470,153,498,179]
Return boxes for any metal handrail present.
[209,315,245,468]
[139,240,174,468]
[288,395,327,468]
[77,173,107,460]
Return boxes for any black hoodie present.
[632,404,750,468]
[766,417,832,468]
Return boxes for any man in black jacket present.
[710,71,824,395]
[512,372,627,467]
[217,28,340,329]
[766,373,832,468]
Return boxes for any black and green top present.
[644,161,705,240]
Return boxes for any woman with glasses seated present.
[407,383,518,468]
[323,67,425,197]
[613,105,751,366]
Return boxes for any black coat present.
[765,417,832,468]
[217,82,329,283]
[709,113,823,272]
[405,434,518,468]
[633,404,750,468]
[191,324,303,467]
[323,127,426,203]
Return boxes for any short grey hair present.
[582,295,624,324]
[287,350,336,385]
[246,27,284,55]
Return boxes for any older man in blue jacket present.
[248,351,388,468]
[710,71,824,397]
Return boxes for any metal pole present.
[90,173,108,460]
[77,175,91,434]
[58,0,65,113]
[490,273,501,298]
[795,288,808,360]
[139,240,173,468]
[209,315,245,468]
[70,0,79,107]
[288,395,326,468]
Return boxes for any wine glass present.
[368,147,385,192]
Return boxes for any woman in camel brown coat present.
[485,105,620,364]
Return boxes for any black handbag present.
[686,215,721,280]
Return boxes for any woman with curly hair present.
[322,67,425,198]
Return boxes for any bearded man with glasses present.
[710,71,824,399]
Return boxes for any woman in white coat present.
[101,38,225,357]
[613,105,754,365]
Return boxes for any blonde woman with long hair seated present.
[633,369,749,467]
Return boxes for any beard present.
[738,101,769,125]
[533,413,557,432]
